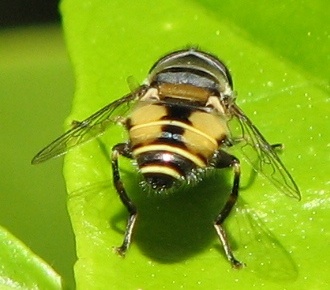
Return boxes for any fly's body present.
[126,50,233,190]
[127,89,229,189]
[32,49,300,268]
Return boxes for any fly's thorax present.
[148,49,233,97]
[124,47,234,191]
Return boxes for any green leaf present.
[60,0,329,289]
[0,225,62,289]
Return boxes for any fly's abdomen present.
[127,102,228,189]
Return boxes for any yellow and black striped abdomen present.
[126,101,228,189]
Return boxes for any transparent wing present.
[32,88,145,164]
[228,104,301,200]
[228,198,298,281]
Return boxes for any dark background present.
[0,0,60,27]
[1,0,76,288]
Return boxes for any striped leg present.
[213,150,245,269]
[111,143,137,256]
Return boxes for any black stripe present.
[136,151,197,177]
[125,117,132,130]
[131,138,186,151]
[156,124,185,146]
[143,173,177,190]
[161,124,184,136]
[162,103,193,123]
[196,152,208,165]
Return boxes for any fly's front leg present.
[111,142,137,256]
[213,150,245,269]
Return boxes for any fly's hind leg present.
[213,149,245,269]
[111,143,137,256]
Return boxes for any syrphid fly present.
[32,49,300,268]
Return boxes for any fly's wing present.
[32,88,144,164]
[229,199,298,281]
[228,104,301,200]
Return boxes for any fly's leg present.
[213,150,245,269]
[111,143,137,256]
